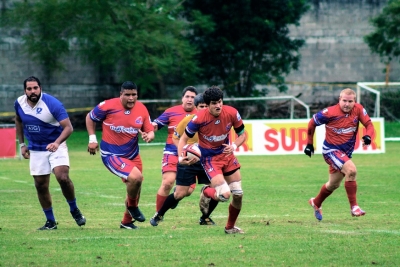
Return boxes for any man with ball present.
[178,86,247,234]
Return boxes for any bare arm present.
[86,112,99,155]
[15,114,30,159]
[46,118,73,152]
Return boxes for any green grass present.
[385,121,400,137]
[0,132,399,266]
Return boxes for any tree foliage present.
[364,0,400,82]
[183,0,309,96]
[2,0,310,97]
[2,0,201,97]
[365,0,400,62]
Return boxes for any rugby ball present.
[183,144,201,160]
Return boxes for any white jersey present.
[14,93,69,151]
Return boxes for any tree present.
[364,0,400,84]
[183,0,309,96]
[2,0,201,97]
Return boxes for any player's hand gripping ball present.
[182,143,201,161]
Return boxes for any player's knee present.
[215,182,231,202]
[56,173,71,185]
[326,182,340,191]
[229,181,243,196]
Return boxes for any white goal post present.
[357,82,400,118]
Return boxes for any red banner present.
[0,128,16,158]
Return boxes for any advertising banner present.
[230,118,385,156]
[0,127,16,158]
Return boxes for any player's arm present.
[223,123,246,154]
[359,110,374,146]
[15,113,29,158]
[46,117,73,152]
[304,118,317,157]
[86,112,99,155]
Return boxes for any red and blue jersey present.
[311,102,374,157]
[153,105,196,155]
[89,98,153,160]
[186,105,243,157]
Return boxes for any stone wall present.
[287,0,399,83]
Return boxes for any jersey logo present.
[225,123,232,131]
[203,133,228,142]
[363,108,367,116]
[120,163,126,170]
[99,101,105,106]
[207,167,214,173]
[192,115,198,121]
[215,120,220,125]
[36,108,43,114]
[135,116,143,124]
[27,125,40,132]
[323,108,328,114]
[124,110,131,115]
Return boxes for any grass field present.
[0,131,399,266]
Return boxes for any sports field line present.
[35,235,185,241]
[322,229,400,235]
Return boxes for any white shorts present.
[29,142,70,176]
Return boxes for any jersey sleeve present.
[357,104,374,137]
[89,101,109,122]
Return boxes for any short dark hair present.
[24,76,41,89]
[182,86,198,97]
[121,81,137,91]
[194,93,205,106]
[203,86,223,105]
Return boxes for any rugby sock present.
[43,207,56,222]
[126,195,138,208]
[158,194,179,216]
[344,180,358,207]
[201,198,219,219]
[225,203,241,229]
[66,198,78,212]
[156,194,168,211]
[314,184,333,208]
[121,211,133,224]
[203,187,217,200]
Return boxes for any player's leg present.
[51,145,86,227]
[309,150,346,221]
[224,169,244,234]
[125,158,145,223]
[30,150,57,230]
[156,155,178,210]
[102,155,143,229]
[150,164,195,226]
[341,160,365,216]
[196,167,218,225]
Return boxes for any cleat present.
[70,208,86,226]
[199,217,216,225]
[224,226,244,234]
[126,204,146,222]
[38,220,58,230]
[199,185,211,216]
[150,213,163,227]
[170,187,178,209]
[351,205,366,217]
[308,198,323,221]
[120,221,138,229]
